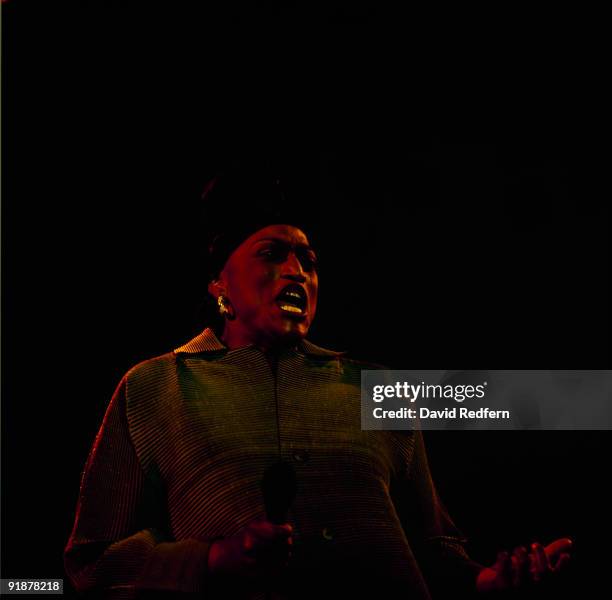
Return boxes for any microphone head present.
[261,461,297,524]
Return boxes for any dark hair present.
[200,167,317,282]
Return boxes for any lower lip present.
[276,302,308,320]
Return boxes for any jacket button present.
[322,527,334,541]
[292,449,310,463]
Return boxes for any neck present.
[220,325,299,354]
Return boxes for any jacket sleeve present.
[390,429,483,598]
[64,377,213,599]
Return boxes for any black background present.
[2,2,609,598]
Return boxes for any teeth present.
[279,304,303,313]
[286,291,302,299]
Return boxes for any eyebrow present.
[251,237,316,252]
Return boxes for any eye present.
[297,249,318,272]
[257,245,287,262]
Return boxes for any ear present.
[208,279,226,299]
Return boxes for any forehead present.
[246,224,311,247]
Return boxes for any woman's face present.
[210,224,319,348]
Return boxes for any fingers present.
[249,520,293,540]
[553,552,571,573]
[485,539,572,593]
[243,520,293,571]
[244,521,292,550]
[511,546,530,588]
[529,542,550,583]
[497,551,512,589]
[210,521,294,580]
[545,537,573,564]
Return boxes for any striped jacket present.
[64,328,481,599]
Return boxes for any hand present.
[208,519,293,582]
[476,537,572,593]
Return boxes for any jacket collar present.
[174,327,344,359]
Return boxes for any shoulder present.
[300,339,387,369]
[299,339,390,381]
[340,356,389,371]
[123,353,179,409]
[125,352,177,383]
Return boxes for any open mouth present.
[275,284,308,317]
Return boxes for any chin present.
[272,319,309,344]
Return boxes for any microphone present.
[261,461,297,524]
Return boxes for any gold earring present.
[217,295,234,319]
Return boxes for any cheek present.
[235,285,263,312]
[310,280,319,308]
[230,274,276,316]
[307,295,318,323]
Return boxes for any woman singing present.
[64,169,571,599]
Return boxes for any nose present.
[281,251,306,283]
